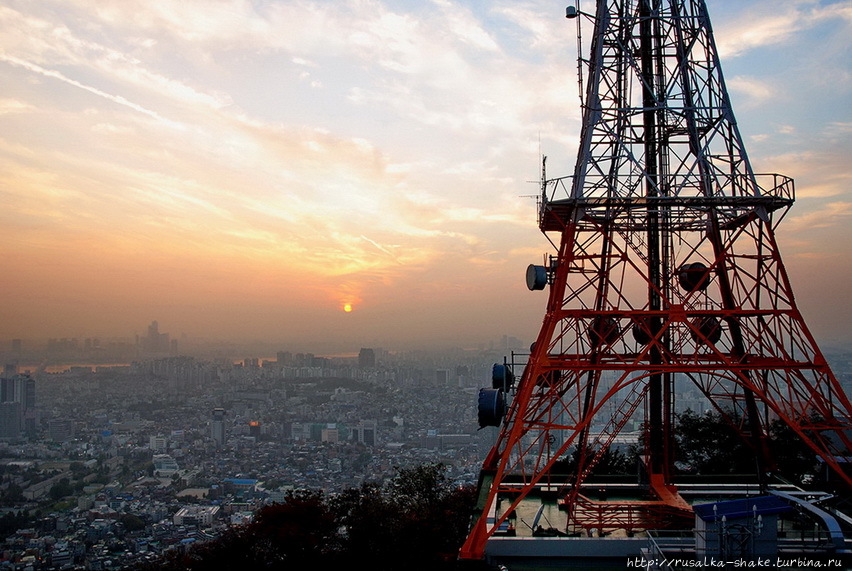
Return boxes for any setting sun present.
[343,303,353,313]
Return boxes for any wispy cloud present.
[0,54,179,126]
[786,201,852,232]
[726,75,776,107]
[0,0,849,346]
[0,98,33,114]
[713,0,852,58]
[714,13,801,58]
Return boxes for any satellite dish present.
[690,316,723,345]
[478,388,506,428]
[526,264,548,290]
[678,262,711,292]
[588,316,619,347]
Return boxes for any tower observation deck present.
[460,0,852,562]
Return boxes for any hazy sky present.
[1,0,850,352]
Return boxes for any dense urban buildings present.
[0,333,523,568]
[0,330,850,568]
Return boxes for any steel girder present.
[460,0,851,561]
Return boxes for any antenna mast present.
[461,0,852,560]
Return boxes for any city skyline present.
[1,0,850,351]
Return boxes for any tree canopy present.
[136,463,476,571]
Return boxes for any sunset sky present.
[1,0,850,352]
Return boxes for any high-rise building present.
[0,402,21,439]
[435,369,449,386]
[211,408,226,447]
[152,454,179,477]
[320,424,339,443]
[48,418,75,442]
[141,321,171,354]
[22,377,35,436]
[248,421,261,439]
[149,435,168,453]
[0,374,35,439]
[358,348,376,368]
[353,420,377,447]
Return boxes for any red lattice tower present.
[460,0,852,561]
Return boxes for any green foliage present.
[332,482,392,562]
[119,513,147,532]
[333,464,477,567]
[387,463,447,510]
[69,462,87,478]
[0,511,32,540]
[672,410,818,481]
[552,444,636,476]
[765,418,820,483]
[135,463,476,571]
[548,411,819,484]
[261,478,283,491]
[1,484,25,505]
[253,490,341,565]
[49,478,74,501]
[673,410,756,474]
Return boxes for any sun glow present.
[343,303,353,313]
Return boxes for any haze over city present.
[1,0,850,352]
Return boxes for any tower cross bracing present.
[460,0,852,560]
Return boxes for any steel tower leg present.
[460,0,852,561]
